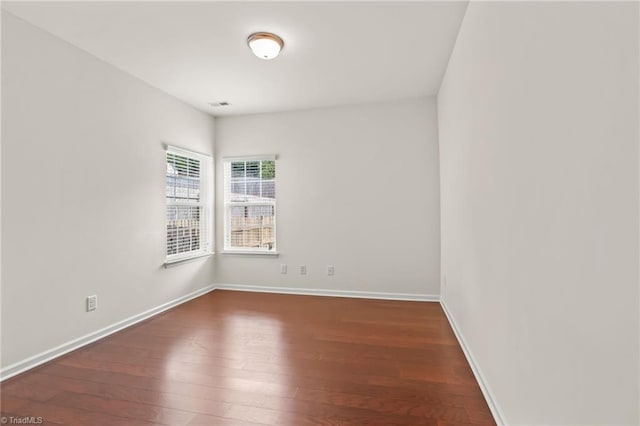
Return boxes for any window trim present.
[223,155,277,254]
[165,145,214,265]
[219,250,279,256]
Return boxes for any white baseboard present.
[440,299,505,426]
[0,283,437,382]
[0,284,216,382]
[215,283,439,302]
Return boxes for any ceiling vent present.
[209,101,230,107]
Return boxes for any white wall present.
[1,12,215,370]
[215,98,440,297]
[438,2,639,425]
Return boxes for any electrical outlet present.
[300,265,307,275]
[327,265,335,276]
[280,264,288,274]
[86,295,97,312]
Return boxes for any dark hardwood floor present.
[1,290,495,425]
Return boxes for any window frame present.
[165,145,214,265]
[223,155,277,255]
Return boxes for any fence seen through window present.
[224,158,276,251]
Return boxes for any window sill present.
[220,250,279,257]
[164,252,214,268]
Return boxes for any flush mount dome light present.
[247,32,284,60]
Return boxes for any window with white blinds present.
[223,156,276,253]
[166,146,213,262]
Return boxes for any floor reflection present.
[160,299,295,422]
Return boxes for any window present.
[223,156,276,253]
[165,146,213,263]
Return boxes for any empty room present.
[1,1,638,425]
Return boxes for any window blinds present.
[166,147,212,261]
[223,156,276,252]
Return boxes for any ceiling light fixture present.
[247,32,284,60]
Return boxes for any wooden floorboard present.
[1,290,495,425]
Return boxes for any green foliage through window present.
[261,160,275,179]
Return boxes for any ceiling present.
[2,1,468,116]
